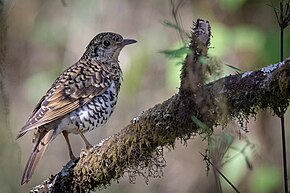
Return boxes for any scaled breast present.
[65,81,119,134]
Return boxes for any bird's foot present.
[69,151,77,160]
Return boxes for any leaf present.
[163,20,183,31]
[191,115,209,130]
[225,63,243,72]
[191,115,213,138]
[160,46,190,60]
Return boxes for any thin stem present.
[281,115,288,193]
[280,21,288,192]
[281,29,284,61]
[213,166,223,193]
[200,153,240,193]
[215,167,240,193]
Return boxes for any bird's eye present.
[103,40,110,47]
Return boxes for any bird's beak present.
[121,38,137,46]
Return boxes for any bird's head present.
[85,32,137,61]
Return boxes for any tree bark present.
[31,19,290,193]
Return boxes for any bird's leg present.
[62,131,76,160]
[77,128,93,149]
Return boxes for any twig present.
[271,1,290,192]
[200,152,240,193]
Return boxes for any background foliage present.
[2,0,290,192]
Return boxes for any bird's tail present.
[21,128,56,185]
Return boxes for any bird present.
[16,32,137,185]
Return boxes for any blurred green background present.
[1,0,290,192]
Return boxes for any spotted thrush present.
[17,32,137,185]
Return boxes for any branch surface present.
[31,19,290,193]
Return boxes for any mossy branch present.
[31,19,290,193]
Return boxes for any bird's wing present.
[17,62,114,138]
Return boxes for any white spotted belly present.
[58,82,118,134]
